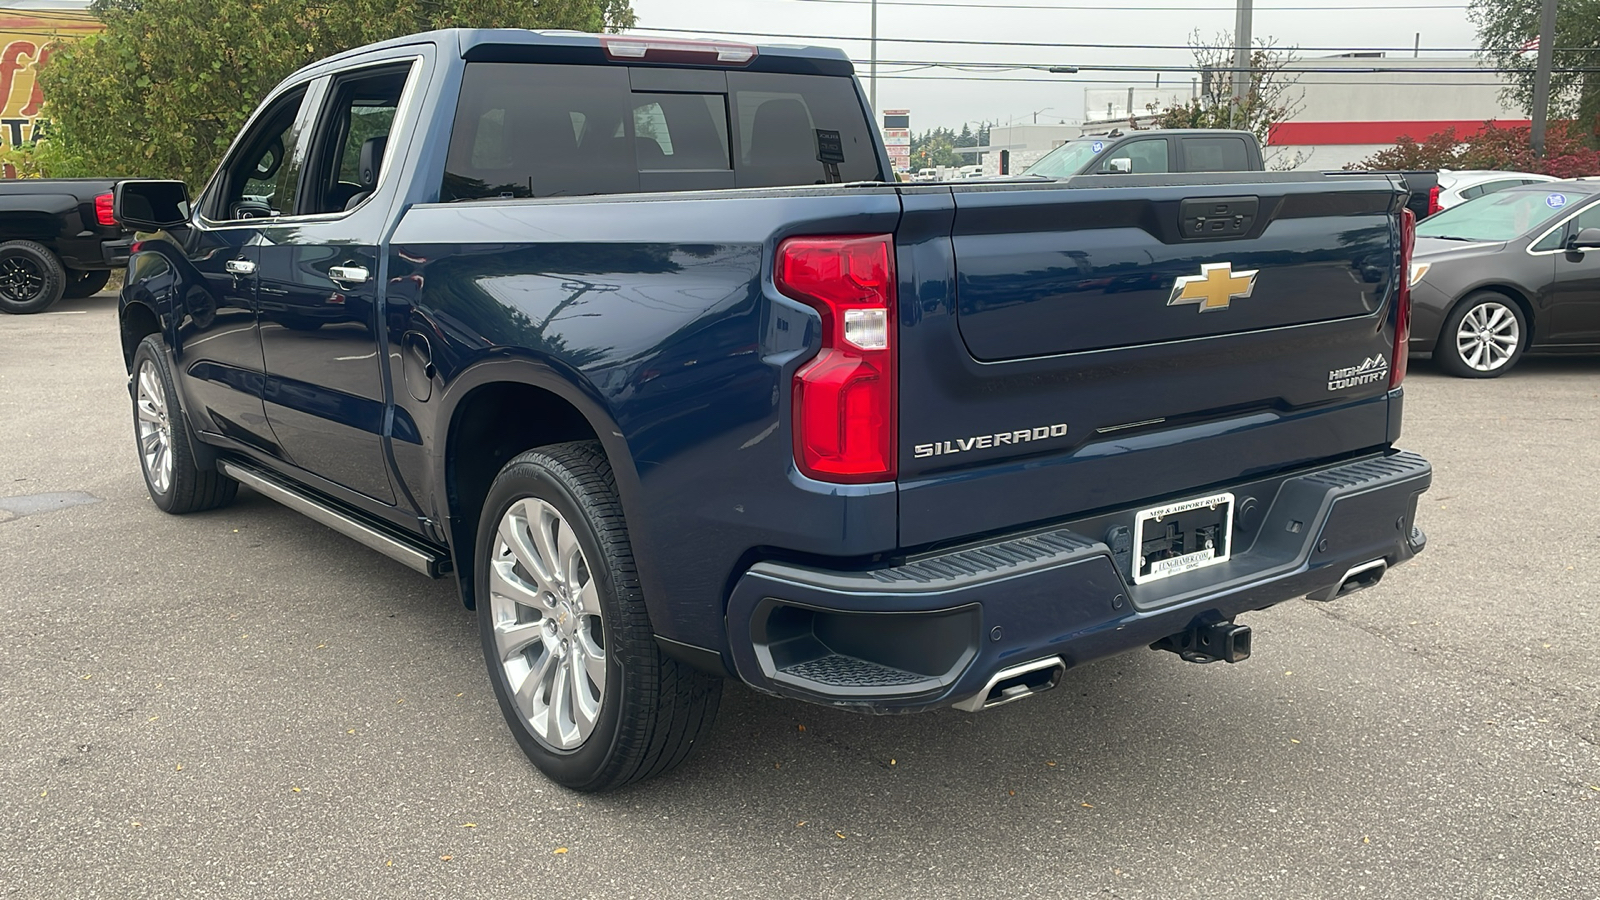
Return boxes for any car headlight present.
[1409,261,1431,288]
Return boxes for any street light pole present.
[1230,0,1254,128]
[1531,0,1557,157]
[870,0,878,113]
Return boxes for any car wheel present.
[476,441,722,792]
[63,269,112,299]
[131,336,239,513]
[0,240,66,314]
[1436,292,1527,378]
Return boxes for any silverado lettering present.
[112,28,1431,793]
[913,423,1069,458]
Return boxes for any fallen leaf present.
[1046,760,1057,767]
[1284,671,1293,676]
[39,790,46,798]
[1080,802,1094,809]
[147,716,159,722]
[1588,785,1599,791]
[553,848,568,855]
[1007,790,1015,797]
[774,763,781,769]
[835,831,846,839]
[1362,836,1370,844]
[175,764,183,771]
[81,675,91,681]
[347,729,356,735]
[796,821,807,827]
[459,823,476,828]
[131,821,141,827]
[889,759,896,765]
[440,855,453,861]
[797,725,806,732]
[386,860,393,867]
[292,787,301,793]
[1290,739,1301,744]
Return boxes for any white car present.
[1429,170,1559,215]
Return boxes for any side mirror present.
[1566,226,1600,252]
[1106,158,1132,174]
[113,180,191,231]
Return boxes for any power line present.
[629,26,1597,55]
[774,0,1469,10]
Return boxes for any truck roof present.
[292,28,855,80]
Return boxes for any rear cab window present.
[440,63,881,201]
[1181,137,1249,172]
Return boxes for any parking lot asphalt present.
[2,294,1598,900]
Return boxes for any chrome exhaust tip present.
[952,656,1066,712]
[1306,558,1387,602]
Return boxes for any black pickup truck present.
[0,177,132,313]
[114,29,1431,791]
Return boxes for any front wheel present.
[130,336,238,513]
[1435,292,1528,378]
[476,441,721,792]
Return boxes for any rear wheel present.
[0,240,66,314]
[63,269,112,299]
[476,441,721,792]
[131,336,238,513]
[1436,292,1527,378]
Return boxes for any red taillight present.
[777,234,896,483]
[95,192,116,227]
[1427,184,1442,217]
[1392,207,1415,389]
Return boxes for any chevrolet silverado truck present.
[0,177,132,313]
[114,29,1431,792]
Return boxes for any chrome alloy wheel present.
[1456,301,1520,373]
[488,498,606,751]
[135,360,174,494]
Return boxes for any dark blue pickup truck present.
[114,29,1431,791]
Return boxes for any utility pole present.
[1530,0,1556,157]
[1230,0,1253,129]
[869,0,878,113]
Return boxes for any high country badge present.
[1328,355,1390,391]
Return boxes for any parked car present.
[1023,128,1265,177]
[0,178,133,314]
[115,28,1430,792]
[1429,169,1560,215]
[1409,180,1600,376]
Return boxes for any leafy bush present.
[1349,120,1600,176]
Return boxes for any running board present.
[218,461,450,578]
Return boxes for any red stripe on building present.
[1268,119,1533,146]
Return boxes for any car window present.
[1098,138,1168,174]
[302,63,411,215]
[210,87,309,222]
[1458,185,1484,200]
[1473,179,1523,200]
[1416,189,1575,242]
[1181,137,1248,172]
[441,64,877,202]
[1024,139,1107,177]
[728,71,882,188]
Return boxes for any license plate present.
[1130,492,1234,585]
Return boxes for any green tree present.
[1145,30,1304,168]
[1470,0,1600,140]
[909,126,963,169]
[15,0,634,186]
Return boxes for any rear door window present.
[441,63,879,202]
[1181,137,1249,172]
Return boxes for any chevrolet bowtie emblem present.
[1168,262,1258,312]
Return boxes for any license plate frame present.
[1130,491,1235,585]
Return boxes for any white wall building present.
[977,124,1083,175]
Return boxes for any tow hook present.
[1151,615,1252,664]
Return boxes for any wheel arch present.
[433,358,642,610]
[119,300,163,372]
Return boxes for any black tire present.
[476,441,721,792]
[1435,291,1528,378]
[63,268,112,299]
[130,336,238,514]
[0,240,66,314]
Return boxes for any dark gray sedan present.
[1409,180,1600,377]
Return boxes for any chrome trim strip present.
[219,461,441,576]
[952,656,1065,713]
[1523,197,1600,256]
[1096,417,1166,434]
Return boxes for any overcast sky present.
[628,0,1482,130]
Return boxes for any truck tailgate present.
[896,175,1407,548]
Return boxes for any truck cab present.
[1024,128,1265,178]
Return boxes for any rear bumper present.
[725,450,1431,712]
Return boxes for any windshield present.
[1416,188,1579,242]
[1023,139,1106,178]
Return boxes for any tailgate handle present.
[1179,196,1258,241]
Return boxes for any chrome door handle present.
[224,259,256,276]
[329,265,370,285]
